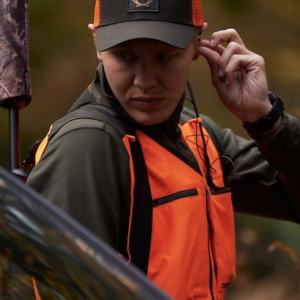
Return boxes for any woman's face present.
[98,37,199,125]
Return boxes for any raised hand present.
[198,28,271,123]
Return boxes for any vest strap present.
[128,137,152,274]
[87,103,152,274]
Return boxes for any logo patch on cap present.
[128,0,159,12]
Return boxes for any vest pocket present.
[149,186,211,300]
[152,188,198,206]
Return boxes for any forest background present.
[0,0,300,299]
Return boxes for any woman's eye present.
[115,52,135,62]
[156,55,167,61]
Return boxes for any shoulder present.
[49,106,126,144]
[37,107,130,164]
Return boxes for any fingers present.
[216,42,254,84]
[199,28,248,62]
[198,28,256,85]
[209,28,245,48]
[197,39,225,84]
[197,28,269,120]
[222,52,265,85]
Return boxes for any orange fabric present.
[35,125,53,164]
[122,134,136,263]
[181,118,224,187]
[124,119,235,300]
[32,277,42,300]
[192,0,204,27]
[93,0,101,27]
[34,116,233,300]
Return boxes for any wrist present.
[241,92,284,136]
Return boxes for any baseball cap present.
[94,0,204,51]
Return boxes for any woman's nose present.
[133,60,158,91]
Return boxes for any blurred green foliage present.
[0,0,300,298]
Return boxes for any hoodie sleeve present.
[200,112,300,223]
[27,120,131,251]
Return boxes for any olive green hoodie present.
[28,63,300,256]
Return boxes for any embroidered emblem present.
[132,0,154,7]
[128,0,158,12]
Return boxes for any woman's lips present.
[132,96,164,110]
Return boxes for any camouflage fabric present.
[0,0,31,108]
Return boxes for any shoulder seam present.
[50,119,106,144]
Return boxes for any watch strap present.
[241,92,284,134]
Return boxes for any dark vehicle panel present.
[0,167,172,300]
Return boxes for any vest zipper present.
[206,188,216,300]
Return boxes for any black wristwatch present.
[241,92,284,134]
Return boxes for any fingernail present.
[209,39,215,46]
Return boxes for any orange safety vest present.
[123,118,235,300]
[33,115,235,300]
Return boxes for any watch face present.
[261,117,274,131]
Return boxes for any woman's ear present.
[192,32,201,61]
[88,23,102,60]
[97,51,102,61]
[193,47,200,61]
[192,23,208,61]
[88,23,96,44]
